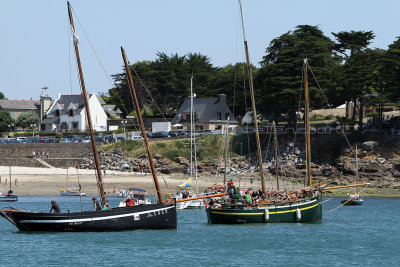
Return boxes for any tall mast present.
[191,76,199,195]
[190,75,193,187]
[239,0,266,196]
[67,2,106,206]
[355,145,359,194]
[273,121,280,190]
[121,47,163,203]
[304,59,312,187]
[223,118,229,185]
[9,164,11,192]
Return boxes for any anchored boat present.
[205,0,322,224]
[0,2,176,232]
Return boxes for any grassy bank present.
[100,135,234,163]
[323,187,400,197]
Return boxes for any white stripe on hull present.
[20,206,175,224]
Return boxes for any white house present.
[40,94,107,132]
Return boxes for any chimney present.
[217,94,226,104]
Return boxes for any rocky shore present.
[73,137,400,196]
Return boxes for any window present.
[186,114,191,121]
[225,113,229,120]
[68,110,74,116]
[195,125,203,130]
[55,110,60,116]
[72,122,78,130]
[215,125,222,130]
[217,112,221,120]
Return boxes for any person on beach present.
[49,200,61,213]
[14,178,18,186]
[92,197,101,211]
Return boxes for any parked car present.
[71,136,83,143]
[169,131,188,137]
[103,135,115,144]
[201,130,215,135]
[82,136,90,143]
[39,136,50,143]
[151,131,171,138]
[130,136,144,141]
[49,138,60,143]
[60,138,72,143]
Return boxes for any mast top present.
[238,0,247,42]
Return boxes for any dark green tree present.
[256,25,340,126]
[332,30,375,58]
[0,111,14,132]
[16,111,40,130]
[0,92,5,99]
[333,30,375,124]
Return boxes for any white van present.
[130,136,144,141]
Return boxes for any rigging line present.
[307,64,365,174]
[125,55,194,161]
[323,183,370,215]
[70,6,116,90]
[66,14,73,95]
[308,64,331,108]
[69,6,140,132]
[292,66,304,154]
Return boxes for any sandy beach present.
[0,166,300,197]
[3,166,385,197]
[0,166,217,196]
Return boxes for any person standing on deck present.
[49,201,61,213]
[92,197,101,211]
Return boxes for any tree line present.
[105,25,400,130]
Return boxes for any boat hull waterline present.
[0,195,18,202]
[206,196,322,224]
[0,203,177,232]
[340,198,363,205]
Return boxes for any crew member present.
[49,200,61,213]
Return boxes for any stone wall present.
[0,143,92,161]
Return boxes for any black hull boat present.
[1,203,176,232]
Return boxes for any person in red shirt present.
[125,197,135,207]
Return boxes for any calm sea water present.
[0,196,399,266]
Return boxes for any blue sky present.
[1,0,400,101]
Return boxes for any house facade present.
[171,94,238,131]
[0,99,40,120]
[40,94,107,132]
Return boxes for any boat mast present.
[355,145,359,194]
[304,59,312,187]
[239,0,266,197]
[67,2,106,206]
[192,77,199,195]
[9,164,11,192]
[273,121,280,190]
[223,118,229,185]
[121,47,163,203]
[190,73,199,194]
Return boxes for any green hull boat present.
[206,195,322,224]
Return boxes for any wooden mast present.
[355,145,359,194]
[67,2,106,206]
[223,119,229,185]
[121,47,163,203]
[273,121,280,190]
[239,0,266,197]
[304,59,312,187]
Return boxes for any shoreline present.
[1,166,399,197]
